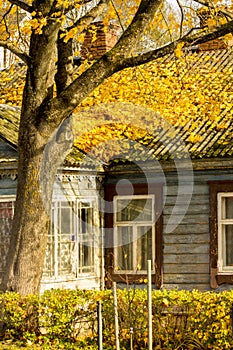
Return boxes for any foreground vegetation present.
[0,288,233,349]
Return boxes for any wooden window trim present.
[105,183,163,288]
[209,181,233,288]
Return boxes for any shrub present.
[0,288,233,349]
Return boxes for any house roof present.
[0,103,98,168]
[0,48,233,167]
[0,104,19,149]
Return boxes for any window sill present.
[216,274,233,285]
[42,273,97,283]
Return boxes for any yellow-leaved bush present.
[0,289,233,349]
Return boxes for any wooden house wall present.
[1,162,233,292]
[0,169,104,292]
[105,165,233,291]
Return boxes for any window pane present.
[58,202,75,275]
[78,243,94,273]
[115,226,133,271]
[43,235,55,277]
[79,204,93,234]
[59,202,74,234]
[116,198,153,222]
[58,241,75,275]
[78,202,95,273]
[225,225,233,266]
[137,226,153,271]
[225,197,233,220]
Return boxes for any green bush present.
[0,288,233,349]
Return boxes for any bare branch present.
[7,0,34,13]
[65,0,111,32]
[176,0,184,37]
[0,41,30,64]
[110,0,125,31]
[2,4,14,40]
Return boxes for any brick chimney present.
[197,8,233,51]
[81,22,119,60]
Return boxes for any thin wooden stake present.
[113,282,120,350]
[97,301,103,350]
[147,260,153,350]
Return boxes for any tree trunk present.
[1,133,50,294]
[0,18,74,294]
[1,112,73,294]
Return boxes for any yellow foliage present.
[174,42,184,58]
[0,45,233,159]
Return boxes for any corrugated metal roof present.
[0,48,232,165]
[0,104,20,148]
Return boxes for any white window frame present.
[43,196,99,281]
[113,194,155,274]
[0,195,15,204]
[217,192,233,274]
[0,195,99,281]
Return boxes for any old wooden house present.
[0,20,233,292]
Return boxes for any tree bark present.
[0,15,74,294]
[0,110,73,294]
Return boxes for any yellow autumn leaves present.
[74,50,233,156]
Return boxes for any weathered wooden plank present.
[163,234,209,244]
[163,273,209,284]
[163,204,209,215]
[164,195,209,206]
[165,170,233,184]
[164,243,209,254]
[0,178,17,189]
[164,223,209,234]
[163,213,208,225]
[0,188,16,195]
[164,253,209,264]
[165,185,209,196]
[163,264,209,274]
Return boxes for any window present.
[218,193,233,273]
[114,195,155,273]
[43,197,98,280]
[0,195,98,281]
[209,181,233,288]
[105,183,163,288]
[0,196,14,280]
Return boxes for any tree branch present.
[0,41,30,65]
[7,0,34,13]
[38,0,233,136]
[38,0,163,132]
[65,0,111,32]
[121,18,233,67]
[176,0,184,37]
[192,0,233,20]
